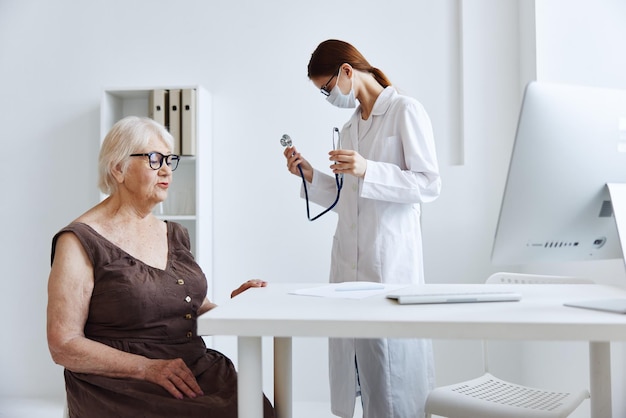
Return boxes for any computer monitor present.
[491,81,626,313]
[492,81,626,266]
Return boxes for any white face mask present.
[326,69,357,108]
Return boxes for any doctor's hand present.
[283,146,313,183]
[329,150,367,178]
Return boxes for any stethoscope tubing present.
[299,164,343,221]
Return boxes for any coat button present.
[185,296,191,303]
[185,313,192,320]
[186,331,193,338]
[177,279,185,285]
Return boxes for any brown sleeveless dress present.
[51,222,274,418]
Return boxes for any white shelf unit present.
[100,86,213,303]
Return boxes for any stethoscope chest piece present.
[280,134,292,148]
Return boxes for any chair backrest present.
[480,271,594,374]
[486,271,595,285]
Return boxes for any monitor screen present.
[491,81,626,266]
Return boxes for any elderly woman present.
[47,116,274,418]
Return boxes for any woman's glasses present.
[130,152,180,171]
[320,73,337,96]
[320,66,344,96]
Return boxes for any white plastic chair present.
[424,272,591,418]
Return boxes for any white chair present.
[424,272,591,418]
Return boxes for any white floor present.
[294,401,363,418]
[0,399,64,418]
[0,399,363,418]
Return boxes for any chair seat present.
[425,373,589,418]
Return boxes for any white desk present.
[197,283,626,418]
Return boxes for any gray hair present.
[98,116,174,195]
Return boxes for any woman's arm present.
[47,232,203,399]
[360,100,441,204]
[230,279,267,298]
[197,280,267,316]
[198,298,218,315]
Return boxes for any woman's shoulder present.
[166,221,192,250]
[166,220,188,234]
[50,222,100,266]
[385,92,429,123]
[388,88,424,108]
[371,87,423,115]
[54,221,96,239]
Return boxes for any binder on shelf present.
[181,88,197,156]
[149,89,168,128]
[168,89,182,155]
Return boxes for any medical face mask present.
[326,70,357,109]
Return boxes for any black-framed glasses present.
[130,152,180,171]
[320,73,337,96]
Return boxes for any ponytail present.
[370,67,391,88]
[308,39,392,88]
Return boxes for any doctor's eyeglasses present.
[320,65,344,96]
[320,73,337,97]
[130,152,180,171]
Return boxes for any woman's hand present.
[143,358,203,400]
[284,146,314,183]
[230,279,268,298]
[329,149,367,178]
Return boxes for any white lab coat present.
[303,87,441,418]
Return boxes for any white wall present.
[0,0,446,403]
[0,0,577,414]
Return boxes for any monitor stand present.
[564,183,626,314]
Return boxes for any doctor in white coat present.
[283,39,441,418]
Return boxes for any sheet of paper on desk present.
[289,282,408,299]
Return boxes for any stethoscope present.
[281,128,344,221]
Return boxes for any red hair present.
[307,39,391,88]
